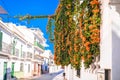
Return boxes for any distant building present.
[40,50,52,74]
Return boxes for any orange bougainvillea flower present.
[70,46,72,51]
[82,36,86,42]
[84,27,87,30]
[68,50,71,55]
[84,42,90,46]
[54,55,56,60]
[66,12,70,15]
[91,37,100,43]
[96,38,100,42]
[80,34,83,39]
[89,25,94,30]
[93,38,100,43]
[74,55,77,59]
[75,61,78,64]
[90,0,99,5]
[81,56,84,60]
[91,29,100,33]
[90,33,99,40]
[94,0,99,4]
[87,54,92,58]
[86,46,90,51]
[79,22,82,28]
[70,58,72,61]
[92,9,100,13]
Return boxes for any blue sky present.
[0,0,59,53]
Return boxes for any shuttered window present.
[0,31,3,51]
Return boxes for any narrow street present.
[30,70,64,80]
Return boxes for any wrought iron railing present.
[34,41,44,50]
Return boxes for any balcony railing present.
[34,55,44,61]
[34,41,44,50]
[27,52,33,59]
[15,48,19,57]
[22,51,26,58]
[1,42,12,54]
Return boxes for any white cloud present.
[42,42,49,47]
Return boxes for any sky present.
[0,0,59,54]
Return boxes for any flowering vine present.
[18,0,101,69]
[54,0,101,69]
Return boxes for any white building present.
[40,50,62,74]
[0,21,47,79]
[0,20,13,80]
[64,0,120,80]
[40,50,52,74]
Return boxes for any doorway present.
[105,69,111,80]
[3,62,7,79]
[11,62,15,77]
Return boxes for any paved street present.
[30,70,64,80]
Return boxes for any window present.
[28,64,30,72]
[15,48,19,57]
[21,45,23,58]
[45,66,47,71]
[20,63,23,71]
[76,69,80,78]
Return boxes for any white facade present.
[0,21,47,79]
[41,50,51,73]
[110,1,120,80]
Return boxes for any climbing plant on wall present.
[79,0,101,68]
[17,0,101,69]
[54,0,101,69]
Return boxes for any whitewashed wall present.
[100,0,112,69]
[2,31,11,44]
[65,64,97,80]
[24,61,32,77]
[110,3,120,80]
[65,0,113,80]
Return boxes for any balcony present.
[1,42,12,54]
[34,41,44,50]
[15,48,19,57]
[34,55,44,61]
[22,51,26,58]
[34,54,44,63]
[27,52,33,59]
